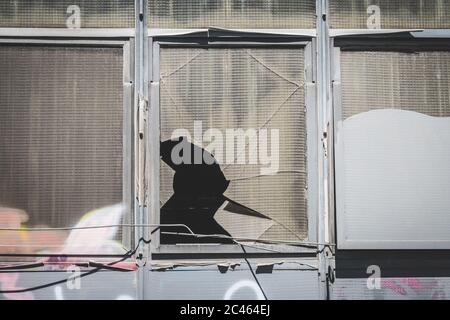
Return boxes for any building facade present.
[1,0,450,300]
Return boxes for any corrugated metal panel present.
[0,45,124,254]
[159,47,308,242]
[148,0,316,29]
[329,0,450,29]
[0,0,134,28]
[341,51,450,119]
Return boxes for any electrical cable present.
[160,231,333,248]
[239,244,268,300]
[316,244,334,255]
[237,242,318,270]
[0,223,195,234]
[0,262,44,271]
[0,230,332,273]
[0,224,191,273]
[0,237,149,294]
[234,242,319,269]
[86,261,135,272]
[0,225,333,275]
[0,266,102,294]
[0,218,312,246]
[0,229,326,294]
[0,219,335,249]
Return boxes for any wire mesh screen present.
[329,0,450,29]
[340,51,450,119]
[0,45,124,255]
[0,0,134,28]
[159,47,308,243]
[149,0,316,29]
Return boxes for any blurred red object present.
[0,207,67,254]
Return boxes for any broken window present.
[0,44,130,255]
[158,46,310,245]
[335,48,450,249]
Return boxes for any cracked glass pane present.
[159,47,308,244]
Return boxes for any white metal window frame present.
[147,34,319,255]
[331,30,450,250]
[0,35,135,258]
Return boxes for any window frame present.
[148,35,318,256]
[0,37,135,258]
[332,33,450,250]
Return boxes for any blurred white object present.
[337,109,450,249]
[62,203,126,254]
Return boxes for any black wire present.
[316,244,333,255]
[325,274,330,300]
[0,266,102,294]
[0,262,44,271]
[0,234,323,295]
[160,231,320,250]
[239,244,268,300]
[0,237,150,294]
[87,261,133,272]
[150,227,160,235]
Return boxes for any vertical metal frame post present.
[317,0,333,300]
[134,0,149,300]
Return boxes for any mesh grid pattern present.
[330,0,450,29]
[341,51,450,119]
[159,47,308,242]
[0,45,124,253]
[0,0,134,28]
[149,0,316,29]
